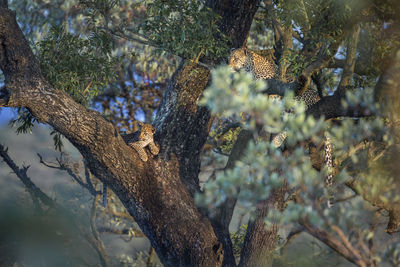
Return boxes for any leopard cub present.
[123,122,159,162]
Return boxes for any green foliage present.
[5,0,400,264]
[199,66,327,208]
[11,23,118,150]
[231,224,247,258]
[80,0,120,17]
[10,108,38,134]
[76,0,180,128]
[10,0,74,42]
[198,63,397,263]
[210,124,242,154]
[201,66,325,145]
[51,130,64,152]
[139,0,228,60]
[37,25,117,105]
[283,49,310,77]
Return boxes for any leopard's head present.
[138,122,156,139]
[229,48,248,71]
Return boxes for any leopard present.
[324,132,334,208]
[229,48,277,80]
[102,122,159,207]
[229,47,334,207]
[125,122,160,162]
[229,48,320,105]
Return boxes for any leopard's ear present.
[136,121,144,127]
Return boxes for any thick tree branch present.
[0,6,223,266]
[305,94,374,119]
[346,179,400,234]
[328,59,371,76]
[37,153,100,196]
[205,0,261,50]
[0,0,7,9]
[152,1,262,265]
[238,184,288,267]
[154,0,263,196]
[154,63,212,195]
[301,221,374,267]
[208,129,254,267]
[374,47,400,112]
[336,24,361,96]
[0,1,264,265]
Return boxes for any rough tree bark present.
[238,185,288,267]
[0,1,260,266]
[0,0,392,266]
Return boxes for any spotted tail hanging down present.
[324,132,334,208]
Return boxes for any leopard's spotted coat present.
[229,48,334,207]
[127,123,159,162]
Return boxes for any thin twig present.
[300,219,372,267]
[37,153,100,196]
[0,144,56,207]
[331,225,365,263]
[86,195,111,267]
[334,194,357,203]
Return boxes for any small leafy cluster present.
[283,49,309,77]
[140,0,228,60]
[209,123,242,154]
[10,108,38,134]
[38,25,117,105]
[230,224,247,259]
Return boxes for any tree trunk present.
[238,185,288,267]
[0,1,262,266]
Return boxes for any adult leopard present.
[229,47,334,207]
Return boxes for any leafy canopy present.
[38,25,117,105]
[140,0,228,60]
